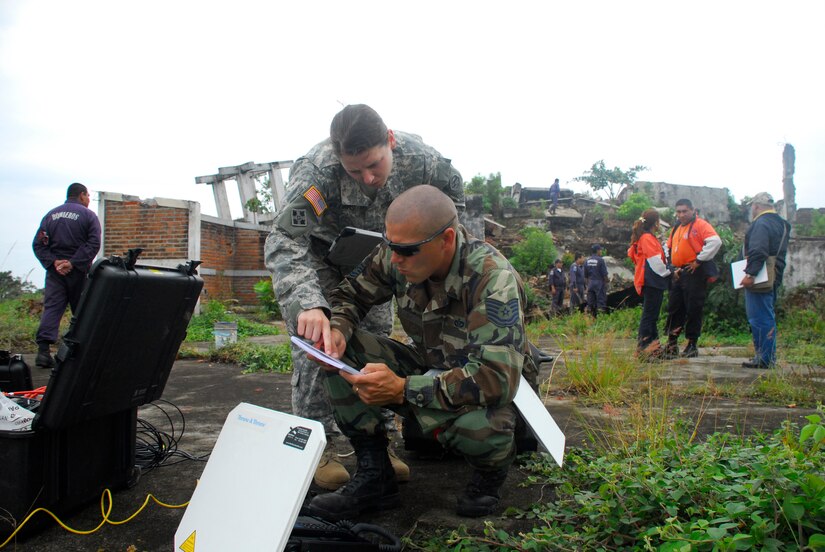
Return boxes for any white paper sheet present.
[731,259,769,289]
[290,336,361,375]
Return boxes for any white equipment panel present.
[174,403,325,552]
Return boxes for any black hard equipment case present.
[0,351,32,393]
[0,252,203,540]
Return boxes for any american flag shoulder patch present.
[303,185,328,216]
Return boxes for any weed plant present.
[0,293,71,352]
[184,300,279,342]
[409,410,825,551]
[556,334,640,405]
[206,342,292,373]
[0,295,40,350]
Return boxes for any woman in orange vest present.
[627,209,671,360]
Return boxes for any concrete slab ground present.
[4,344,822,552]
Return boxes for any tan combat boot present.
[314,445,351,491]
[388,447,410,483]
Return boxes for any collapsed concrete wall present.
[620,181,731,224]
[784,237,825,289]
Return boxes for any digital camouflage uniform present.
[264,131,464,435]
[326,227,537,470]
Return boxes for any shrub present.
[253,279,281,318]
[509,227,558,277]
[616,192,653,221]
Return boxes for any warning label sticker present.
[283,426,313,450]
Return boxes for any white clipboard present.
[731,259,769,289]
[290,336,360,375]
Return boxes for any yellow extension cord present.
[0,489,189,549]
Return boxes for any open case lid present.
[34,254,203,430]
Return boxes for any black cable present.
[135,399,210,473]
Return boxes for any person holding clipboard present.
[739,192,791,369]
[264,104,465,491]
[301,185,535,520]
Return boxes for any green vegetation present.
[501,196,518,209]
[465,172,504,215]
[523,281,550,313]
[205,341,292,374]
[575,160,648,203]
[0,294,43,351]
[183,300,279,342]
[509,227,558,276]
[253,279,281,318]
[616,192,653,221]
[797,210,825,237]
[0,271,37,301]
[557,333,641,404]
[409,411,825,551]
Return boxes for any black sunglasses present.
[383,217,455,257]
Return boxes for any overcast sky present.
[2,1,823,285]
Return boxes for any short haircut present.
[574,252,584,260]
[675,198,693,209]
[67,182,88,199]
[387,185,457,236]
[329,104,389,157]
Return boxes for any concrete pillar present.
[236,172,258,223]
[782,144,796,229]
[212,181,232,220]
[269,166,286,209]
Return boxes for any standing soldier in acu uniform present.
[264,104,464,491]
[32,182,101,368]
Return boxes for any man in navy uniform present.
[568,252,586,313]
[584,243,608,317]
[32,182,101,368]
[548,258,566,314]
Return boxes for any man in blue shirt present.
[32,183,101,368]
[739,192,791,369]
[549,178,560,215]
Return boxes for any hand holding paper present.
[290,336,360,375]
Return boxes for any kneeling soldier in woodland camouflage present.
[300,185,535,519]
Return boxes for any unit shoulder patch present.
[291,208,307,227]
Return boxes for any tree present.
[575,160,648,203]
[245,174,275,215]
[0,271,37,301]
[465,172,503,215]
